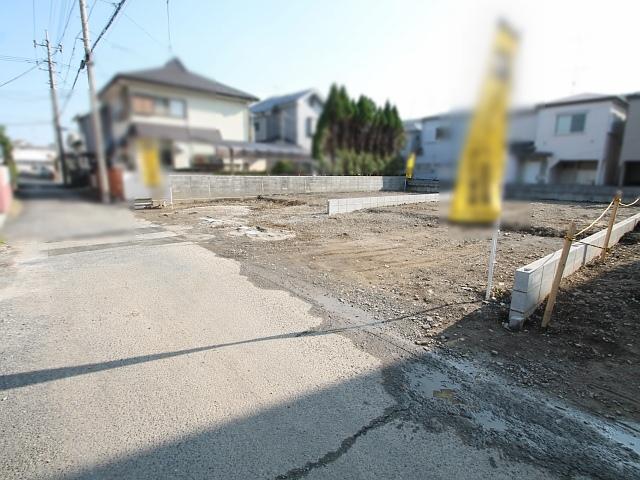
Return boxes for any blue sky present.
[2,0,640,145]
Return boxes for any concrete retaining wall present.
[406,179,440,193]
[169,175,406,201]
[504,184,640,203]
[328,193,438,215]
[509,212,640,329]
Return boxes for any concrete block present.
[509,211,640,324]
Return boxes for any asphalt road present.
[1,193,637,479]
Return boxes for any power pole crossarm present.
[36,31,68,185]
[78,0,110,203]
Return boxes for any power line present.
[57,1,76,45]
[62,36,81,86]
[0,54,42,64]
[0,64,40,89]
[91,0,127,53]
[122,12,165,47]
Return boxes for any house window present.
[168,99,186,118]
[131,95,155,115]
[555,113,586,135]
[131,94,185,118]
[306,117,315,137]
[254,121,260,132]
[435,126,450,140]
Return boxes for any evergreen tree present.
[313,86,405,175]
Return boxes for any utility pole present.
[78,0,110,203]
[35,31,68,185]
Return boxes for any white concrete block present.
[509,211,640,327]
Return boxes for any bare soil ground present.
[140,193,640,423]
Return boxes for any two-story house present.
[250,89,324,153]
[406,93,628,186]
[77,58,310,199]
[618,93,640,185]
[534,94,626,185]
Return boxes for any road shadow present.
[0,307,457,391]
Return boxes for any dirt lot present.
[140,193,640,423]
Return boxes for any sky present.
[1,0,640,146]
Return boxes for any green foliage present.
[0,125,17,189]
[271,159,296,175]
[313,85,405,175]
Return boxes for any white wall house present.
[12,141,57,178]
[406,93,628,186]
[77,58,310,200]
[250,89,324,153]
[534,94,626,186]
[618,93,640,185]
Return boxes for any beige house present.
[78,58,307,199]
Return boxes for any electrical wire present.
[56,1,76,45]
[91,0,128,53]
[123,12,165,47]
[0,55,42,64]
[0,64,40,89]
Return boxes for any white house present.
[77,58,309,199]
[617,93,640,185]
[12,140,57,178]
[250,89,324,153]
[533,94,626,185]
[406,93,628,186]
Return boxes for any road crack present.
[274,406,406,479]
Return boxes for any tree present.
[312,86,406,176]
[0,126,17,190]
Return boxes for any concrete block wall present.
[168,175,406,201]
[509,212,640,328]
[406,179,440,193]
[327,193,438,215]
[504,184,640,204]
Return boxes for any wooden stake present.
[542,222,576,328]
[600,191,621,260]
[485,221,500,301]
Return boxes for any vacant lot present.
[140,193,640,422]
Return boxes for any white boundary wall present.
[509,212,640,329]
[327,193,438,215]
[169,175,406,201]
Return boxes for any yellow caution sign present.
[449,21,518,224]
[405,152,416,179]
[138,138,161,187]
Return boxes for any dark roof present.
[100,58,258,102]
[250,89,321,114]
[540,93,627,109]
[129,122,223,144]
